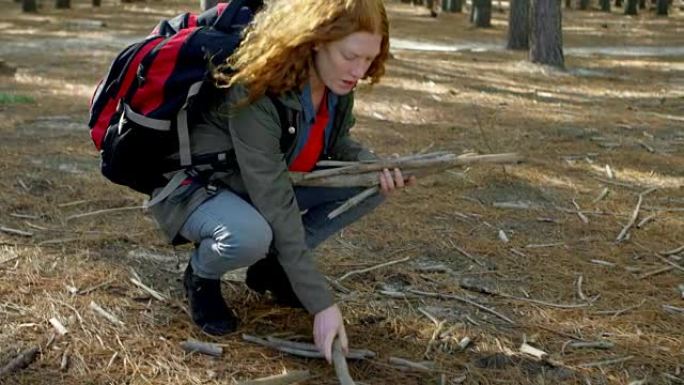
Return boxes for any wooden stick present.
[89,301,124,326]
[449,241,487,267]
[407,289,515,325]
[129,278,167,301]
[571,200,589,224]
[388,356,435,371]
[237,370,310,385]
[337,256,411,282]
[59,348,69,371]
[333,338,355,385]
[637,266,674,279]
[520,342,547,360]
[636,213,656,228]
[49,317,68,336]
[242,335,374,360]
[65,206,143,221]
[0,226,33,237]
[327,186,379,220]
[578,355,633,368]
[655,255,684,273]
[661,244,684,256]
[592,187,610,203]
[264,336,376,359]
[180,340,223,357]
[616,187,657,243]
[0,347,39,377]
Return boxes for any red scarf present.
[288,91,329,172]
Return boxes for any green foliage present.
[0,92,35,105]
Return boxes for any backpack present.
[87,0,296,201]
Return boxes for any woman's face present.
[313,31,383,95]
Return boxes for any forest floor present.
[0,0,683,384]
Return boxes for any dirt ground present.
[0,0,683,384]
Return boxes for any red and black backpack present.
[87,0,295,198]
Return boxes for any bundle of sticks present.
[290,151,522,219]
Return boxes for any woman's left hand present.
[378,168,416,196]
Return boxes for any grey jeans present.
[179,187,384,279]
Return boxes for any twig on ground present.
[407,289,515,325]
[337,256,411,282]
[0,347,39,377]
[592,187,610,204]
[0,226,33,237]
[638,266,674,279]
[591,259,616,267]
[661,244,684,256]
[130,278,167,301]
[49,317,68,336]
[326,276,351,294]
[636,213,656,228]
[616,187,657,243]
[180,340,223,357]
[59,348,69,371]
[662,304,684,314]
[89,301,124,326]
[519,342,547,360]
[418,308,445,359]
[449,241,487,267]
[654,254,684,273]
[561,340,614,355]
[78,279,114,295]
[333,338,355,385]
[328,186,379,220]
[236,370,310,385]
[242,334,374,360]
[578,355,633,368]
[0,255,21,266]
[593,299,646,318]
[65,206,143,221]
[388,357,435,371]
[576,275,587,302]
[571,200,589,224]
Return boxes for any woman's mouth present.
[342,80,357,88]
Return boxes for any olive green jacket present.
[150,84,375,314]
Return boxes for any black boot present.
[245,252,304,309]
[183,263,239,336]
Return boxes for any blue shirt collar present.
[299,82,339,124]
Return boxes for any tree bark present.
[56,0,70,8]
[625,0,638,13]
[638,0,646,8]
[443,0,464,11]
[22,0,37,12]
[600,0,611,11]
[655,0,668,14]
[529,0,564,68]
[471,0,492,27]
[565,0,572,8]
[507,0,530,50]
[201,0,219,11]
[92,0,101,7]
[615,0,622,6]
[579,0,590,8]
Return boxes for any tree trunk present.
[443,0,463,12]
[92,0,101,7]
[507,0,530,50]
[530,0,564,68]
[625,0,638,13]
[579,0,590,8]
[615,0,622,6]
[56,0,70,8]
[600,0,611,10]
[471,0,492,27]
[655,0,668,14]
[638,0,646,8]
[201,0,218,11]
[22,0,37,12]
[565,0,572,8]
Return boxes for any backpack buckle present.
[206,183,218,195]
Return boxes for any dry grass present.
[0,0,683,384]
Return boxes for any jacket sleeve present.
[220,86,334,315]
[328,94,379,162]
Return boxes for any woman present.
[150,0,413,362]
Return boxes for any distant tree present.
[471,0,492,27]
[600,0,611,10]
[201,0,218,11]
[579,0,590,9]
[638,0,646,8]
[442,0,463,12]
[22,0,37,12]
[56,0,70,8]
[625,0,638,13]
[507,0,529,50]
[655,0,668,14]
[93,0,101,7]
[530,0,564,68]
[565,0,572,8]
[615,0,623,7]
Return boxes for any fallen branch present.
[520,342,547,360]
[578,355,633,368]
[130,278,167,301]
[89,301,124,326]
[616,187,657,243]
[49,317,68,336]
[327,186,379,220]
[561,340,614,355]
[0,347,39,378]
[237,370,310,385]
[0,226,33,237]
[654,254,684,273]
[65,206,143,221]
[180,339,222,357]
[661,244,684,256]
[407,289,515,325]
[332,338,355,385]
[337,256,411,282]
[388,356,435,371]
[242,334,374,360]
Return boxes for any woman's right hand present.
[313,304,348,363]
